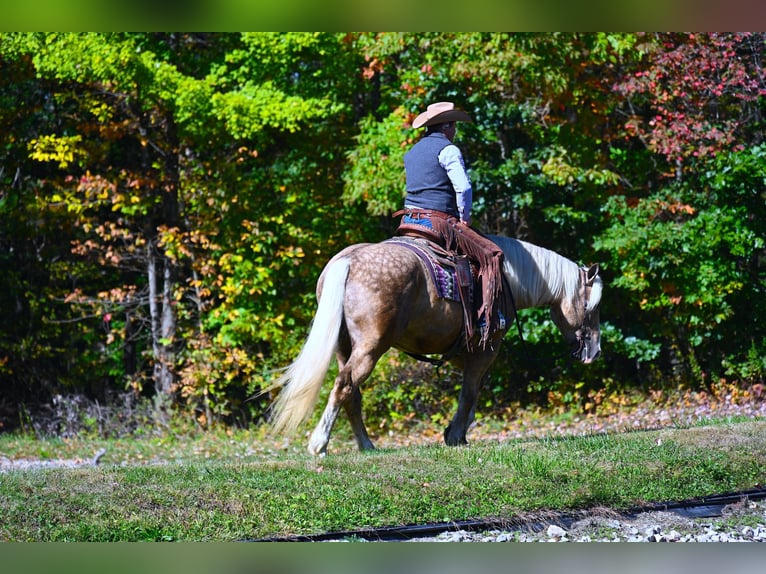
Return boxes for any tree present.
[598,32,766,387]
[0,32,367,426]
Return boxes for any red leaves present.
[362,56,384,80]
[614,33,766,172]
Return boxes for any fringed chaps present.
[429,217,507,352]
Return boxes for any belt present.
[392,208,455,220]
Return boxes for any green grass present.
[1,418,765,541]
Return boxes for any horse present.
[267,235,603,455]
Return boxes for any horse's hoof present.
[308,440,328,456]
[445,438,467,446]
[443,426,467,446]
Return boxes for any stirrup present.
[479,311,506,333]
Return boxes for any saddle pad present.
[383,237,461,302]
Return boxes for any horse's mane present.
[490,235,581,307]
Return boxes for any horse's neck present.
[495,237,577,310]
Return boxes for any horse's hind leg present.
[336,339,375,451]
[343,387,375,451]
[308,350,378,456]
[307,376,345,456]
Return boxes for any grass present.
[1,416,765,541]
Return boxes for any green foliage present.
[596,185,763,383]
[210,83,338,139]
[1,32,765,433]
[723,340,766,384]
[343,110,409,215]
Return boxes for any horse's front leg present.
[444,356,493,446]
[444,380,481,446]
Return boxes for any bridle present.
[572,266,598,360]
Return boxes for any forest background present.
[0,32,764,436]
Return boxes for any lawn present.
[1,416,764,541]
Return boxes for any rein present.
[504,272,525,343]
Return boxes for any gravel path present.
[0,448,107,473]
[405,501,766,542]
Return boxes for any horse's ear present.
[586,264,599,284]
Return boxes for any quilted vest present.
[403,132,458,217]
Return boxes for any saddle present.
[393,209,513,353]
[384,234,477,352]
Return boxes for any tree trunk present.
[138,96,182,418]
[147,238,176,421]
[158,251,176,396]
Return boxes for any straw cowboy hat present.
[412,101,472,129]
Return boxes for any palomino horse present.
[268,235,602,455]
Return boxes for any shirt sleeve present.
[438,144,473,223]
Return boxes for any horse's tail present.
[268,257,349,435]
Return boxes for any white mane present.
[587,274,603,312]
[490,235,581,309]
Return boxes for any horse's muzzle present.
[572,332,601,364]
[581,349,601,364]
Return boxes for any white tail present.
[268,257,349,435]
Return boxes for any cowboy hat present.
[412,101,472,129]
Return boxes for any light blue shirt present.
[438,144,472,224]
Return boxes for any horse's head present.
[550,264,602,364]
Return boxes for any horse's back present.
[317,243,372,297]
[326,240,463,355]
[343,241,428,300]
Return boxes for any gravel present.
[0,448,107,473]
[405,501,766,542]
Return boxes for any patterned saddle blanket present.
[383,236,470,303]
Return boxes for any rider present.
[395,101,507,351]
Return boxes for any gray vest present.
[403,132,458,217]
